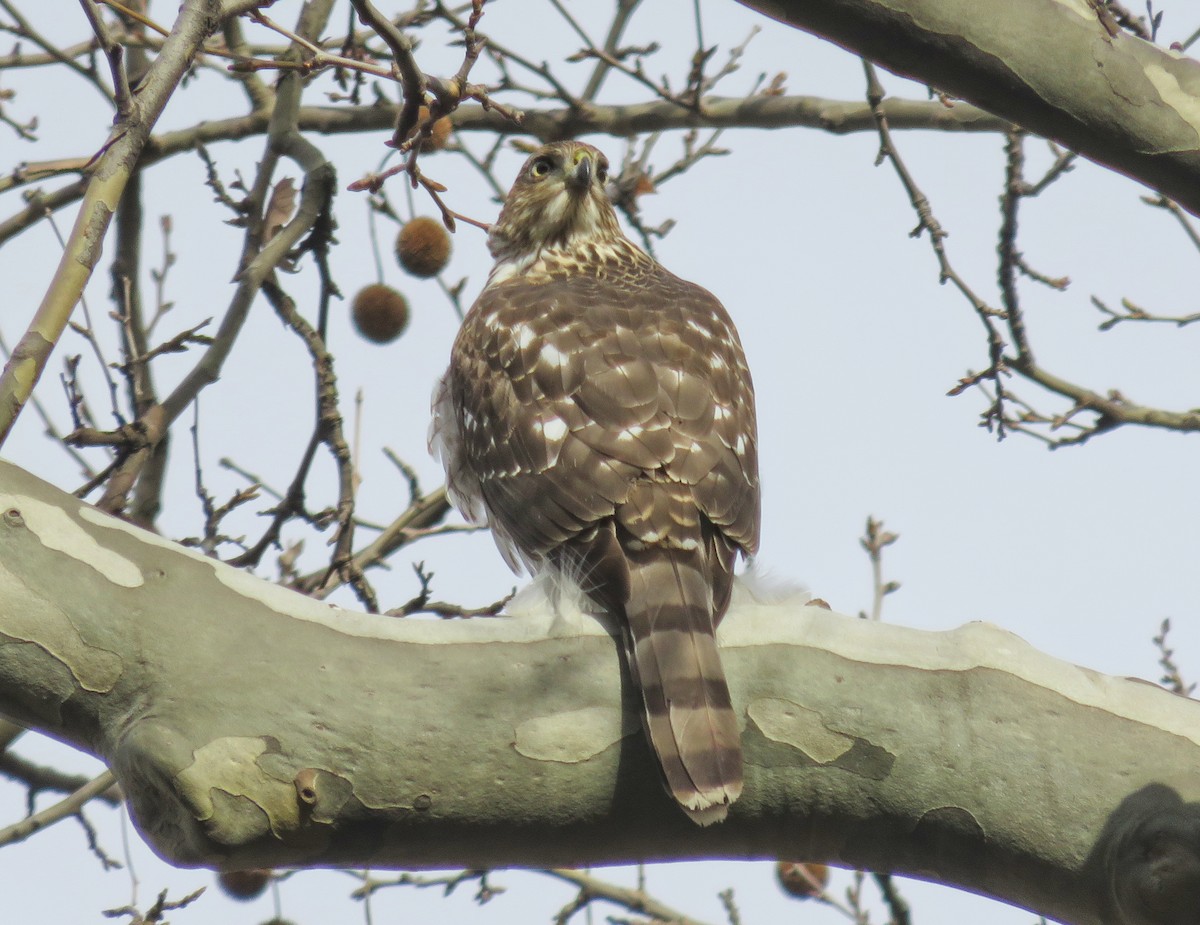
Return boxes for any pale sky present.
[2,2,1197,923]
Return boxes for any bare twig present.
[1091,295,1200,331]
[0,749,121,804]
[0,0,235,448]
[75,809,123,870]
[78,0,133,118]
[0,0,112,101]
[1143,194,1200,252]
[1153,618,1196,697]
[0,329,94,477]
[113,319,213,372]
[718,887,741,925]
[296,487,452,598]
[544,867,714,925]
[388,561,514,618]
[873,873,912,925]
[260,271,376,611]
[864,62,1004,326]
[351,868,502,903]
[581,0,641,101]
[160,61,338,426]
[349,0,426,147]
[859,517,899,622]
[0,769,116,848]
[864,61,1012,437]
[103,887,206,923]
[997,128,1034,360]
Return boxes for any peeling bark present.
[0,459,1197,924]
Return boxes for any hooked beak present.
[566,152,593,193]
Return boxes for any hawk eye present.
[530,156,554,178]
[596,161,609,184]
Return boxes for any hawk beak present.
[567,153,593,193]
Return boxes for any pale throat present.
[486,188,627,287]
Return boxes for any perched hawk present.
[431,141,760,824]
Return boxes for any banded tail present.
[622,545,743,825]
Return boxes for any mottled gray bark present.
[740,0,1200,216]
[0,459,1197,925]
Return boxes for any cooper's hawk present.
[431,141,760,824]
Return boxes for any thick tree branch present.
[740,0,1200,215]
[0,459,1197,925]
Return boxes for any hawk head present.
[487,141,624,266]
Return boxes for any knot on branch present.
[1086,783,1200,925]
[112,726,355,866]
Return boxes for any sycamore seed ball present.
[409,105,452,152]
[396,216,451,278]
[775,861,830,900]
[218,869,273,901]
[428,116,452,150]
[351,283,409,344]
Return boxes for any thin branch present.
[296,487,452,598]
[1143,194,1200,253]
[582,0,642,101]
[0,94,1007,248]
[998,128,1033,360]
[864,62,1003,324]
[1152,618,1196,697]
[863,60,1011,438]
[0,0,232,448]
[76,808,123,870]
[544,867,715,925]
[0,769,117,848]
[78,0,133,118]
[0,750,123,805]
[0,0,112,102]
[348,0,426,147]
[160,69,337,425]
[859,517,899,622]
[873,873,912,925]
[103,886,206,923]
[388,562,513,618]
[0,328,94,477]
[1009,359,1200,443]
[1091,295,1200,331]
[259,271,376,611]
[351,868,502,903]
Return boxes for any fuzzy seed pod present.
[395,216,451,278]
[407,105,452,153]
[217,869,272,901]
[775,861,830,900]
[351,283,409,344]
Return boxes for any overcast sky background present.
[2,1,1198,923]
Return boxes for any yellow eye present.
[530,157,553,178]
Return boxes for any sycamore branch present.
[0,459,1196,925]
[739,0,1200,216]
[0,94,1003,248]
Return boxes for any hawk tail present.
[623,547,743,825]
